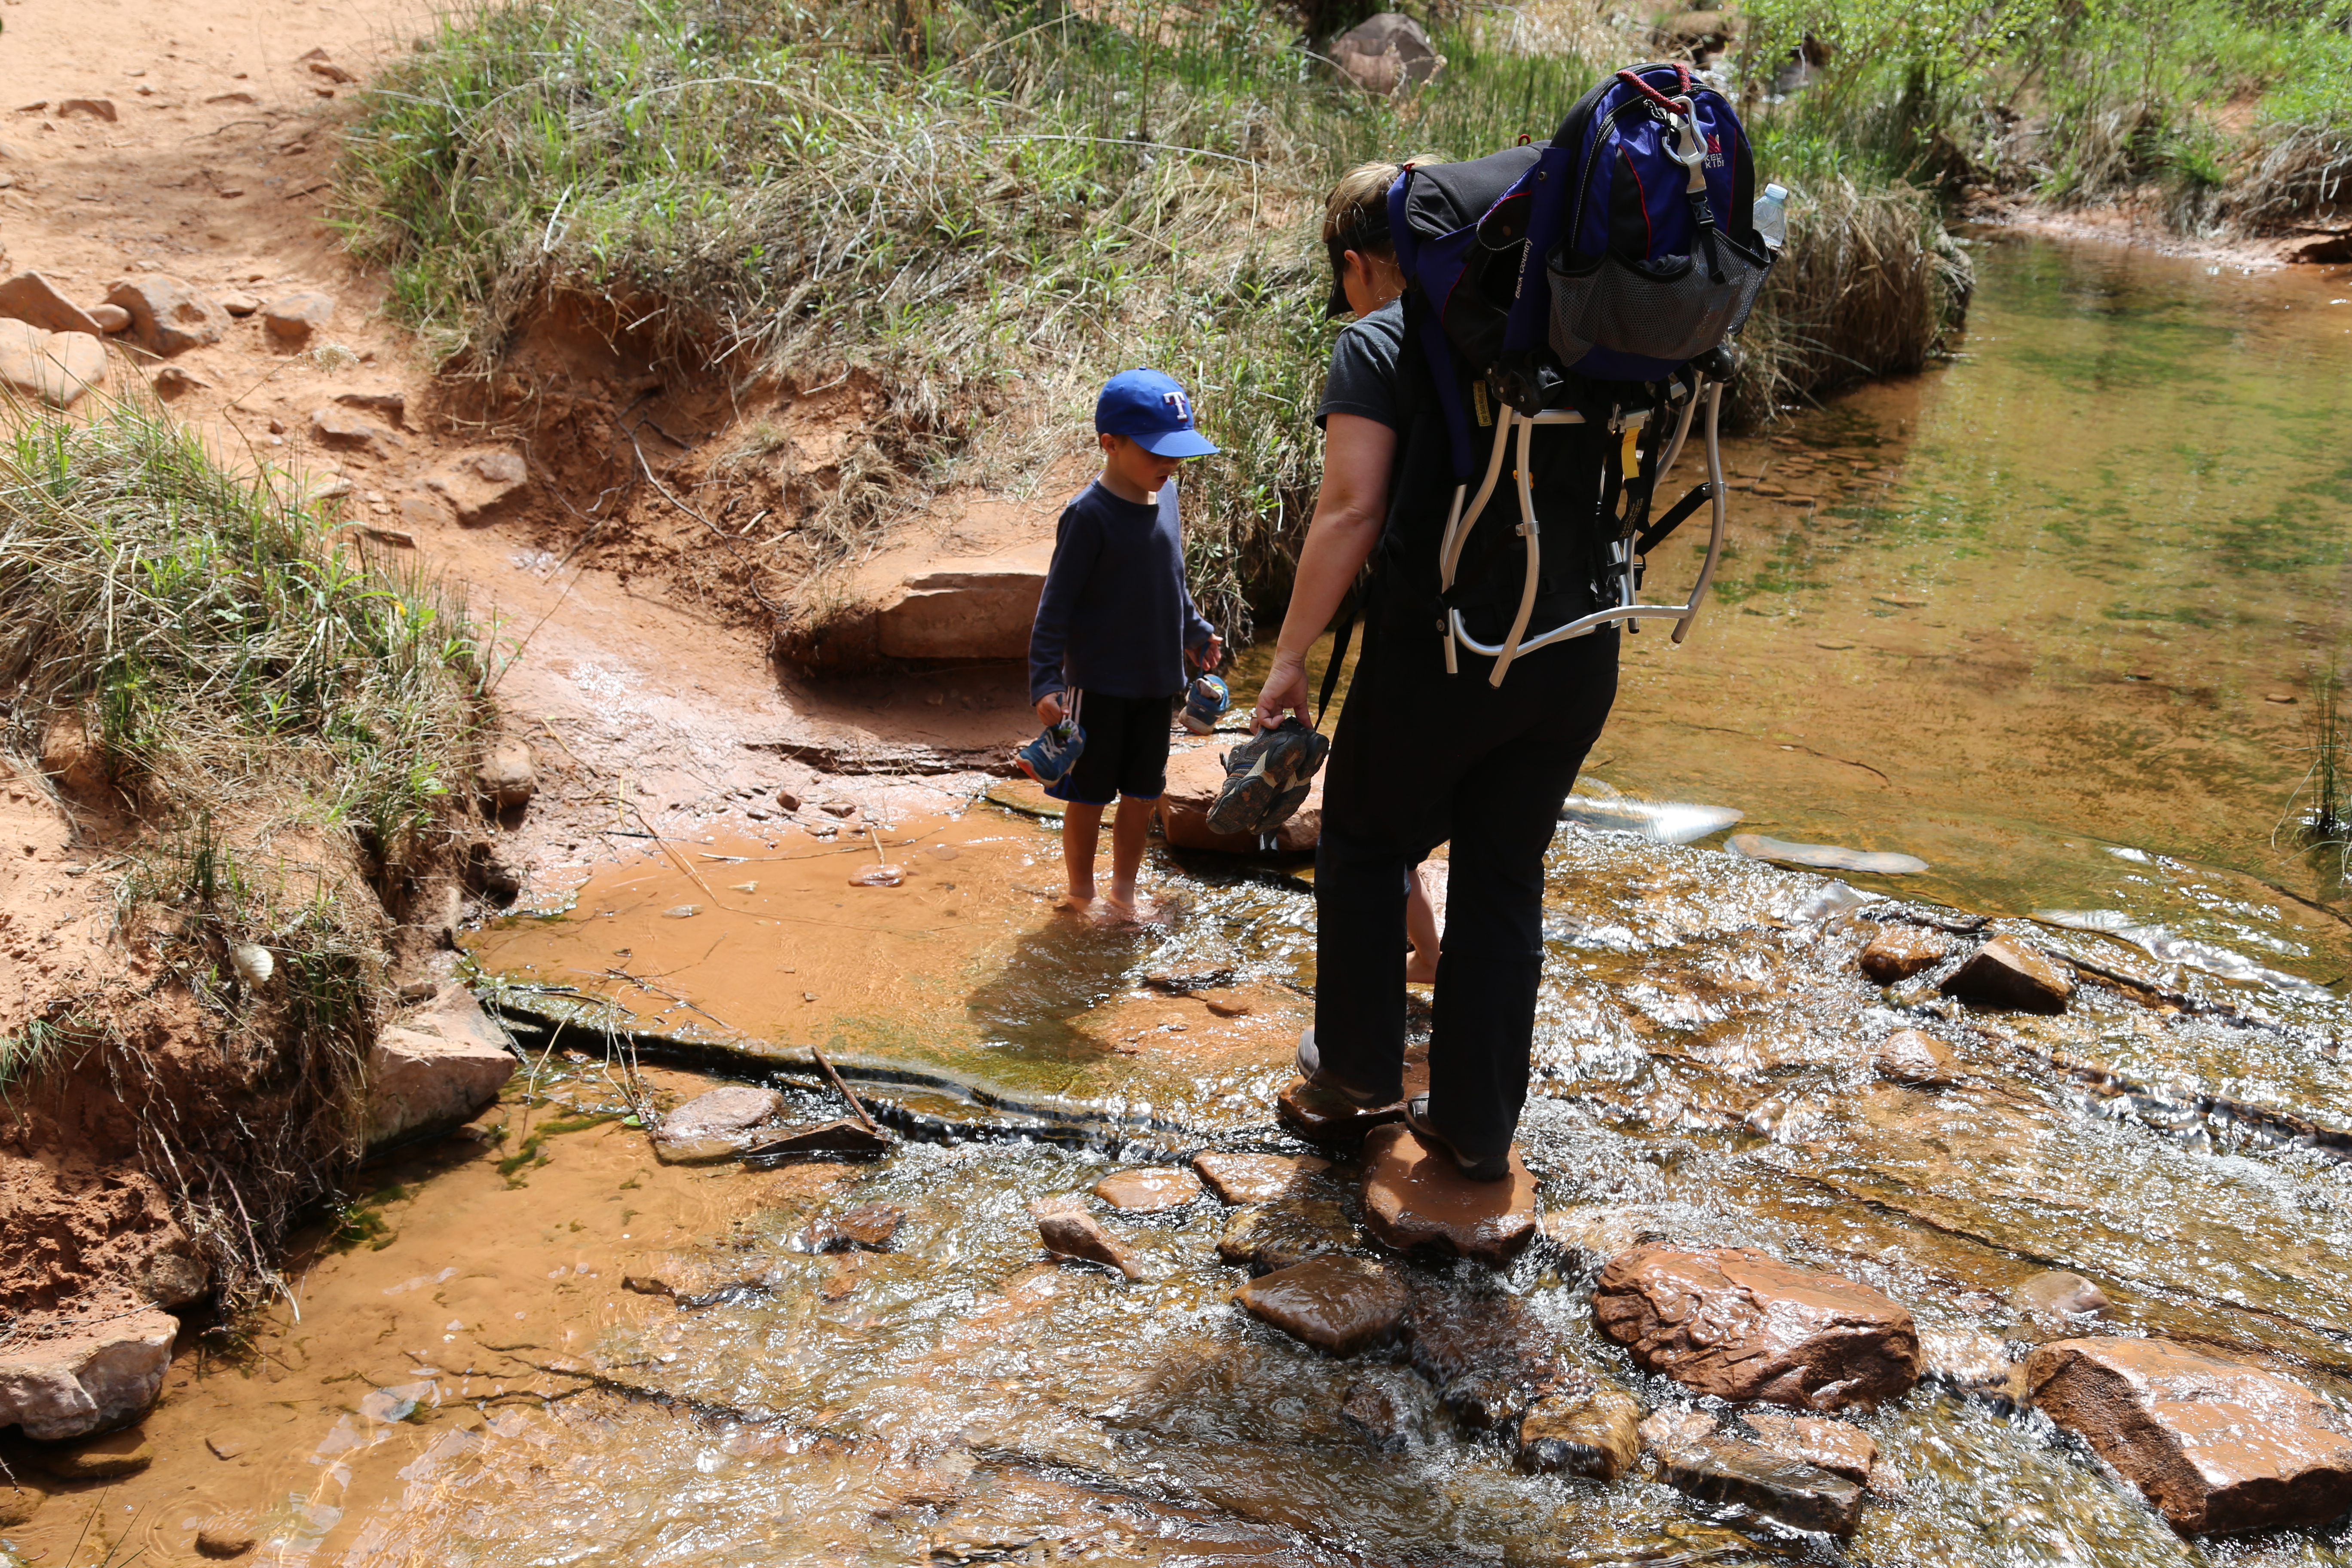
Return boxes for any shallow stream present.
[11,238,2352,1568]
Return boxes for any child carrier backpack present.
[1385,62,1780,687]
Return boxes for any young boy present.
[1026,368,1223,916]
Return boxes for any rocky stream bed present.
[10,790,2346,1566]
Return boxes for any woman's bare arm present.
[1251,413,1397,728]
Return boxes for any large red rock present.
[1594,1247,1922,1410]
[1162,744,1320,854]
[1360,1125,1537,1265]
[2025,1338,2352,1534]
[0,271,107,336]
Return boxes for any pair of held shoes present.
[1206,717,1330,838]
[1294,1030,1513,1183]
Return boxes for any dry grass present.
[1730,176,1972,423]
[2233,122,2352,234]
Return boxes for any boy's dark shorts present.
[1047,691,1176,806]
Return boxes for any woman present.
[1254,157,1620,1182]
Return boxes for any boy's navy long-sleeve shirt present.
[1028,478,1215,703]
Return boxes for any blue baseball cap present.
[1095,369,1219,457]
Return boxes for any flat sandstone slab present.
[1093,1166,1204,1212]
[1233,1256,1406,1355]
[1594,1246,1921,1410]
[1192,1152,1330,1205]
[1360,1125,1536,1265]
[2026,1337,2352,1534]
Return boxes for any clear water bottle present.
[1754,183,1789,253]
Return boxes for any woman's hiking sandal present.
[1293,1028,1386,1108]
[1403,1094,1514,1182]
[1207,718,1331,837]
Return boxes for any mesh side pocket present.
[1547,239,1769,367]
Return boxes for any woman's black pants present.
[1312,622,1619,1161]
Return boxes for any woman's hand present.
[1252,649,1310,732]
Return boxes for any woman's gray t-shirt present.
[1316,298,1409,433]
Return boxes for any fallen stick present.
[811,1044,879,1135]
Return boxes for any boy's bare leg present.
[1101,796,1155,914]
[1060,801,1106,908]
[1406,867,1440,984]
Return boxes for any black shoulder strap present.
[1316,603,1356,730]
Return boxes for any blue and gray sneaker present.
[1017,718,1084,787]
[1179,674,1231,736]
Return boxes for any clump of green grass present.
[1741,0,2352,236]
[0,401,481,880]
[0,396,486,1307]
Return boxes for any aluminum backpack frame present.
[1438,374,1728,687]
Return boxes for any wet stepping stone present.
[2027,1338,2352,1534]
[1871,1027,1958,1087]
[1360,1126,1536,1265]
[1595,1247,1922,1410]
[1858,925,1950,983]
[1739,1411,1878,1486]
[1941,935,2072,1014]
[1406,1279,1576,1431]
[1031,1199,1142,1281]
[1518,1382,1641,1479]
[1233,1256,1406,1355]
[1728,833,1926,875]
[805,1201,904,1253]
[1092,1167,1203,1213]
[1653,1431,1865,1537]
[1216,1200,1363,1274]
[652,1085,786,1164]
[1191,1152,1330,1205]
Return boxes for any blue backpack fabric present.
[1487,62,1768,399]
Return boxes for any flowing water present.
[12,238,2352,1568]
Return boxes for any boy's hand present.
[1035,693,1065,727]
[1191,634,1224,672]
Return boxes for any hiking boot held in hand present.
[1207,718,1330,837]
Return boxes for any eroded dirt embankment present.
[0,0,1070,1405]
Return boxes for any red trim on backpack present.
[1618,148,1654,255]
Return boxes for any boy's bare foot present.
[1405,949,1438,985]
[1058,888,1097,914]
[1101,891,1177,928]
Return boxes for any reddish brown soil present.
[0,0,1054,1351]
